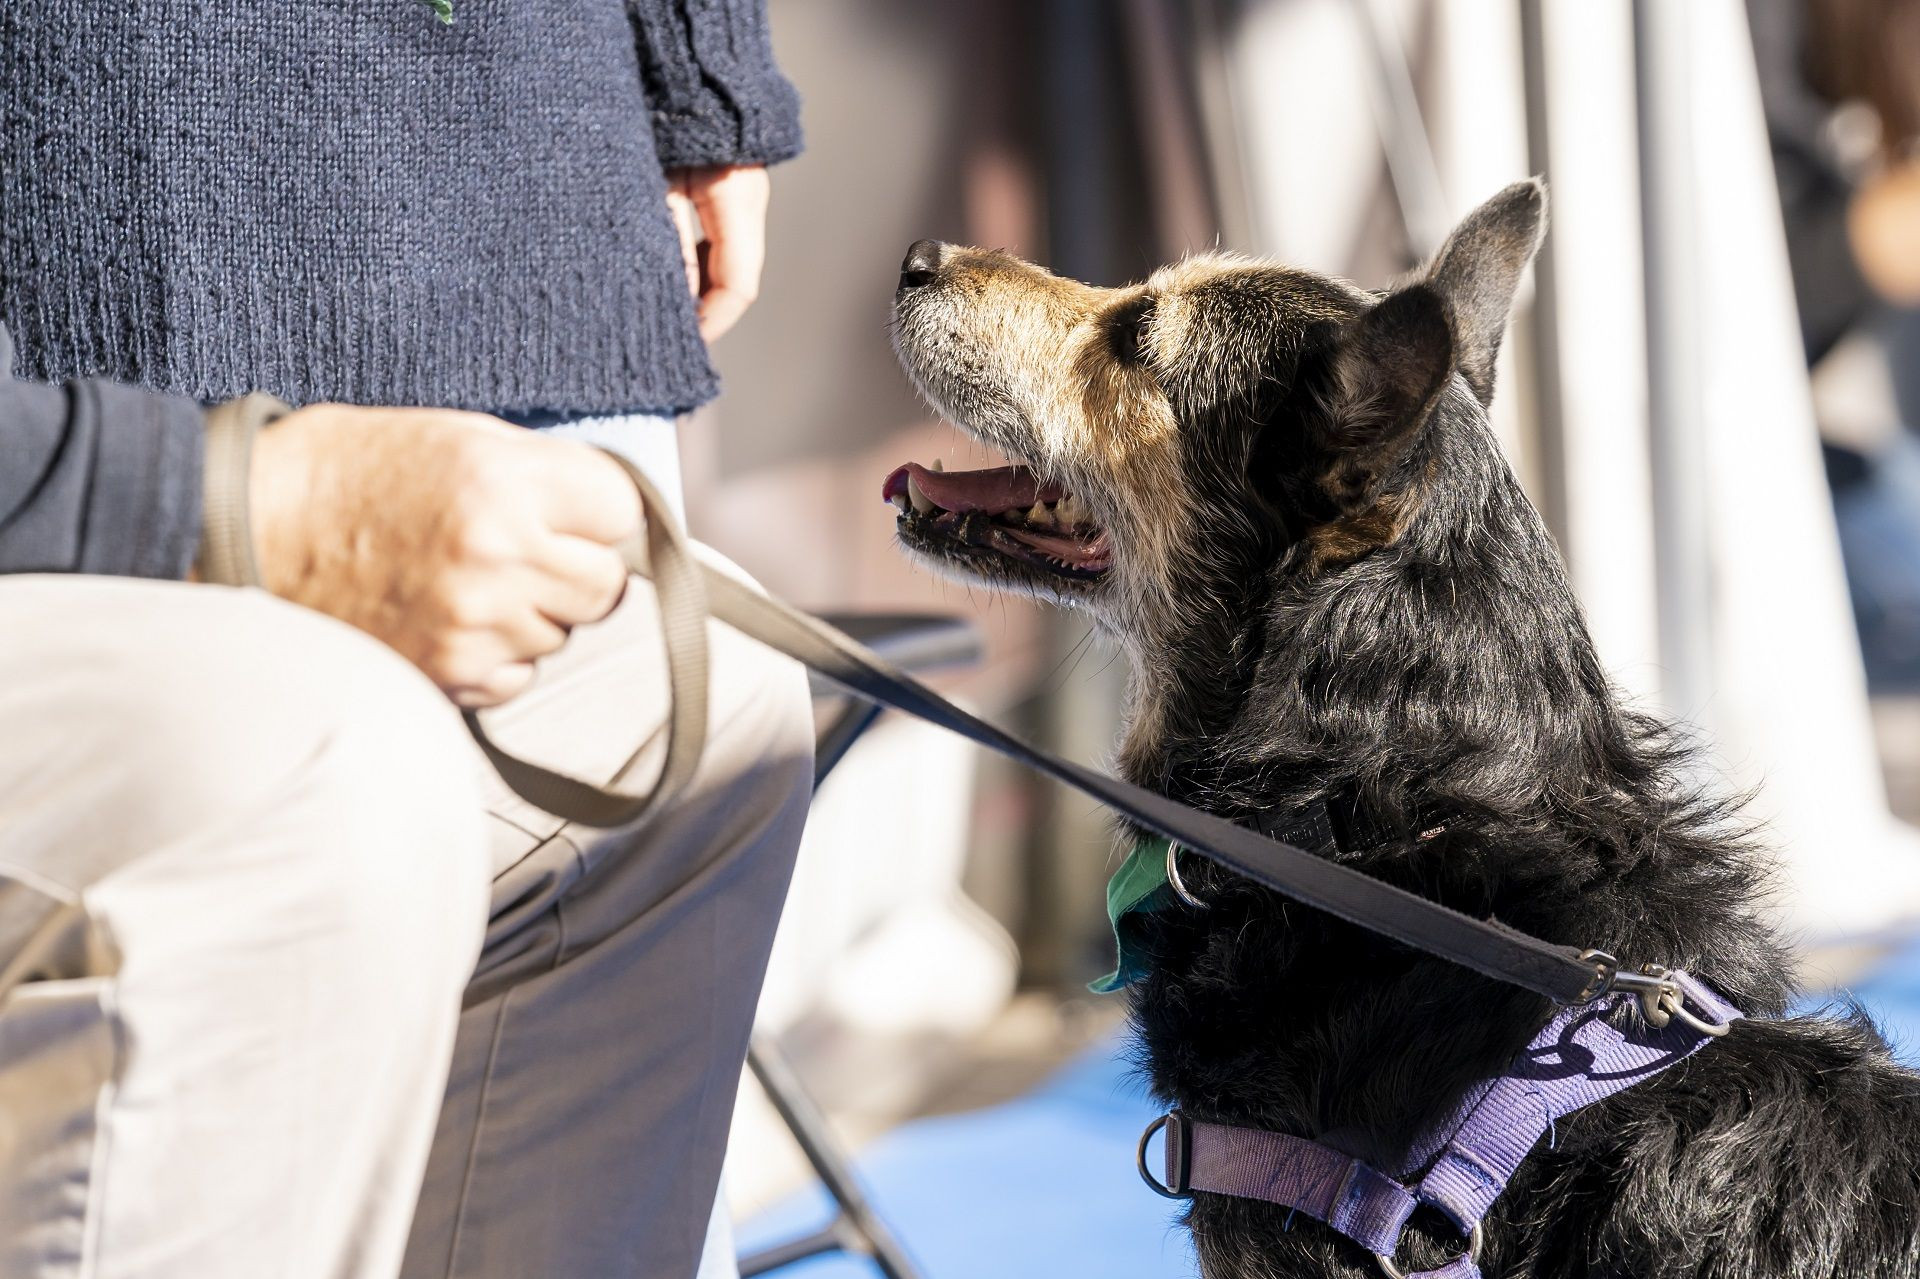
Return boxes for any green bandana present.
[1090,836,1175,993]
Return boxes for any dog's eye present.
[1110,297,1156,364]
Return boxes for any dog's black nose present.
[899,239,945,290]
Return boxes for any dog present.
[883,181,1920,1278]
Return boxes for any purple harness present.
[1139,969,1740,1278]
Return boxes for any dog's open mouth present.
[881,461,1112,579]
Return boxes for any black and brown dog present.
[883,181,1920,1278]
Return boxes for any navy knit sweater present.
[0,0,801,414]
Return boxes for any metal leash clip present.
[1579,950,1733,1037]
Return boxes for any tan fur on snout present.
[892,250,1276,765]
[890,249,1237,622]
[891,182,1552,805]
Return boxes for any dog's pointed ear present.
[1321,282,1454,458]
[1418,177,1546,407]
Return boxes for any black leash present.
[688,559,1608,1006]
[191,418,1617,1009]
[473,454,1614,1007]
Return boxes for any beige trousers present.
[0,567,813,1279]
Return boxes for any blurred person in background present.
[0,3,808,1277]
[1752,0,1920,688]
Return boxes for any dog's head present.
[885,181,1547,652]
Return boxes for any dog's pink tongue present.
[880,463,1064,512]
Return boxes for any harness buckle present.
[1137,1113,1192,1198]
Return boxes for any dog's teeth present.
[1057,495,1085,524]
[890,493,910,514]
[908,474,935,515]
[1026,501,1053,527]
[930,457,944,473]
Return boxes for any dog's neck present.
[1116,399,1788,1170]
[1115,406,1606,828]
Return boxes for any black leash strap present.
[482,465,1605,1006]
[196,420,1608,1007]
[688,564,1606,1006]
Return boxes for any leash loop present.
[463,452,710,830]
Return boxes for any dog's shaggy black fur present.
[889,181,1920,1277]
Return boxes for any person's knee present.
[278,652,493,985]
[25,582,491,969]
[181,591,493,978]
[122,589,475,832]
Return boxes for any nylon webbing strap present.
[199,414,1604,1006]
[680,563,1604,1005]
[197,393,290,587]
[464,454,710,830]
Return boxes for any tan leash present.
[464,448,709,830]
[196,396,710,829]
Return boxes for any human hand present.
[248,405,641,707]
[1850,157,1920,306]
[665,163,771,342]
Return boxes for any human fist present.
[249,405,641,706]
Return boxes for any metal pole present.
[1350,0,1451,259]
[1518,0,1572,556]
[1633,0,1715,723]
[1031,0,1127,989]
[1184,0,1260,253]
[739,1039,923,1279]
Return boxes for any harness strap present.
[1145,972,1741,1278]
[1178,1121,1417,1255]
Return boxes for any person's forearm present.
[0,345,205,580]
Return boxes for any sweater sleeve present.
[0,326,206,580]
[629,0,803,169]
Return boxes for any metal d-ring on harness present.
[1131,963,1739,1279]
[1165,841,1209,909]
[194,418,1745,1279]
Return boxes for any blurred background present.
[670,1,1920,1274]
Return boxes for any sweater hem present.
[9,261,720,416]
